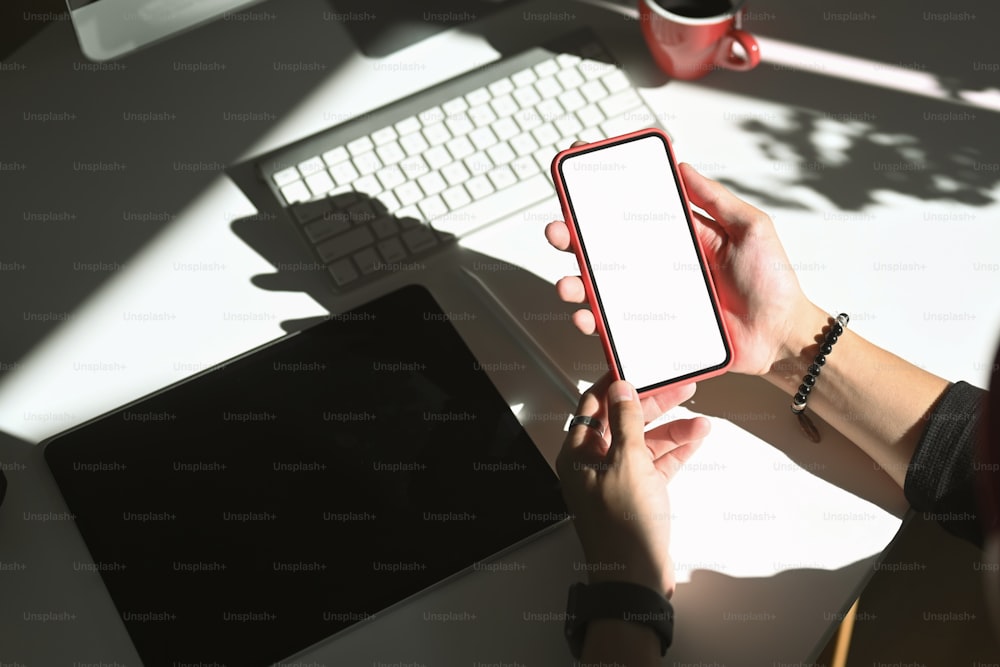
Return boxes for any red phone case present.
[550,128,734,399]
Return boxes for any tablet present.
[44,284,568,666]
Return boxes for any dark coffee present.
[654,0,732,18]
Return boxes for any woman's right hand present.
[544,162,824,377]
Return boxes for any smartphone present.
[551,128,733,398]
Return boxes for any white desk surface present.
[2,0,1000,664]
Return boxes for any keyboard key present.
[330,161,359,186]
[402,226,439,253]
[532,122,560,147]
[395,205,421,223]
[395,181,423,206]
[431,173,553,236]
[376,165,406,191]
[418,106,445,125]
[422,122,451,146]
[558,89,586,113]
[297,156,325,177]
[328,258,359,286]
[556,53,581,68]
[353,151,382,175]
[418,194,448,220]
[510,132,539,157]
[395,116,421,136]
[511,67,537,87]
[316,226,374,263]
[424,145,452,170]
[534,59,559,78]
[536,99,564,122]
[513,86,541,108]
[273,166,300,187]
[580,80,609,103]
[465,151,493,175]
[513,108,542,132]
[305,170,335,197]
[348,201,377,224]
[399,156,430,180]
[488,77,514,96]
[465,175,495,200]
[376,141,406,165]
[446,135,475,161]
[443,96,469,115]
[602,69,630,93]
[442,184,472,210]
[322,146,349,166]
[442,161,471,186]
[511,155,540,179]
[305,216,350,242]
[469,126,498,150]
[555,115,583,138]
[580,60,615,80]
[353,248,381,275]
[556,68,585,90]
[601,106,660,138]
[533,145,557,172]
[352,174,382,197]
[372,126,398,145]
[579,127,603,143]
[376,190,401,213]
[488,165,517,190]
[466,87,491,107]
[281,181,311,204]
[400,132,430,156]
[291,198,331,223]
[378,238,407,263]
[534,76,562,99]
[347,136,374,156]
[417,172,447,196]
[492,117,520,141]
[468,104,497,128]
[487,142,516,165]
[445,112,474,136]
[371,216,399,239]
[576,104,605,129]
[490,94,518,118]
[599,89,643,118]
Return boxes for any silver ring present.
[569,415,605,437]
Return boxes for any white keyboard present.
[259,32,662,291]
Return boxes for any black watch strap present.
[564,581,674,659]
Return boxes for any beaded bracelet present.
[792,312,849,442]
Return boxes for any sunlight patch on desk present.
[0,179,323,444]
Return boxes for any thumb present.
[606,381,645,463]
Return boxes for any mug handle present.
[715,29,760,71]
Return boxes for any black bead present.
[803,374,816,387]
[808,363,821,376]
[832,322,844,336]
[793,393,807,405]
[798,383,811,395]
[838,313,849,326]
[821,343,833,355]
[814,354,826,366]
[825,333,839,345]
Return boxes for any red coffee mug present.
[639,0,760,80]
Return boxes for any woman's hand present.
[544,161,820,376]
[557,373,710,598]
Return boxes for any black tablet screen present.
[44,284,567,666]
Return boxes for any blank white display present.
[560,134,729,391]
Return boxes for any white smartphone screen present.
[557,133,730,392]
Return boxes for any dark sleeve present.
[903,381,986,547]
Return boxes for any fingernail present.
[609,381,634,404]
